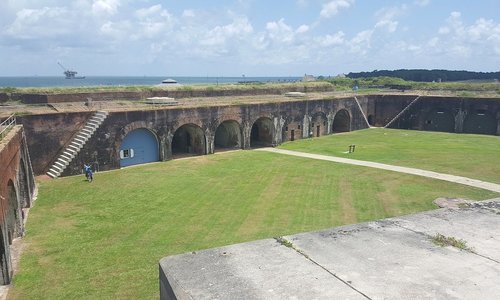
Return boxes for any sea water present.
[0,76,301,88]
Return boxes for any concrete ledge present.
[160,199,500,299]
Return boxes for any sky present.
[0,0,499,77]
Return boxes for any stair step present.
[55,161,66,168]
[51,165,63,173]
[47,170,58,178]
[61,150,75,160]
[68,144,80,151]
[87,121,100,127]
[75,137,87,143]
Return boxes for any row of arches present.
[1,163,32,285]
[118,109,352,167]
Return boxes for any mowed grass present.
[11,151,498,299]
[280,128,500,183]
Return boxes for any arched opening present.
[463,111,497,135]
[0,226,11,285]
[332,109,351,133]
[423,109,455,133]
[250,117,273,147]
[18,159,31,208]
[7,180,21,245]
[214,120,242,151]
[119,128,160,167]
[310,113,328,137]
[172,124,206,157]
[367,115,375,126]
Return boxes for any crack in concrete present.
[392,221,500,264]
[274,237,373,300]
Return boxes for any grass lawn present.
[10,150,498,299]
[280,128,500,184]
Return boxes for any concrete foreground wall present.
[0,126,36,285]
[159,199,500,300]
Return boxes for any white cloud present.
[265,19,295,43]
[349,29,373,54]
[296,25,310,34]
[199,16,253,55]
[316,31,345,47]
[414,0,430,7]
[92,0,120,16]
[182,9,195,18]
[374,6,406,33]
[320,0,354,19]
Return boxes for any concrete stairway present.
[46,111,108,178]
[384,96,421,128]
[353,96,370,127]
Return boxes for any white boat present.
[161,79,180,85]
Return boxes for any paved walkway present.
[257,148,500,193]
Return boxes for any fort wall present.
[14,94,500,177]
[0,126,36,284]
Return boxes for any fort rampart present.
[12,94,500,177]
[0,126,36,284]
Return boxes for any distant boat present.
[57,62,85,79]
[161,78,179,84]
[158,78,181,86]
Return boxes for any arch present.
[172,124,206,156]
[0,225,11,285]
[214,120,242,151]
[367,115,375,126]
[6,180,22,245]
[18,158,31,208]
[310,112,328,137]
[332,109,351,133]
[423,109,455,133]
[250,117,274,147]
[119,128,160,167]
[463,110,497,135]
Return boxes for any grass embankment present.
[280,128,500,183]
[10,150,497,299]
[0,81,330,95]
[325,76,500,94]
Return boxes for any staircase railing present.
[0,114,16,140]
[384,96,421,128]
[353,97,370,127]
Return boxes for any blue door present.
[120,128,159,167]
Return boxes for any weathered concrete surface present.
[160,199,500,299]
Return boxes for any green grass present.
[280,128,500,183]
[431,233,473,252]
[10,150,498,299]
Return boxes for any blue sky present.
[0,0,499,76]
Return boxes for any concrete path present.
[160,199,500,299]
[257,148,500,193]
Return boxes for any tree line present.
[347,69,500,82]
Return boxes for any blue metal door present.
[120,128,159,167]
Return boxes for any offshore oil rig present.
[57,62,85,79]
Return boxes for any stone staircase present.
[384,96,421,128]
[46,111,108,178]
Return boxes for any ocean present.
[0,76,302,88]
